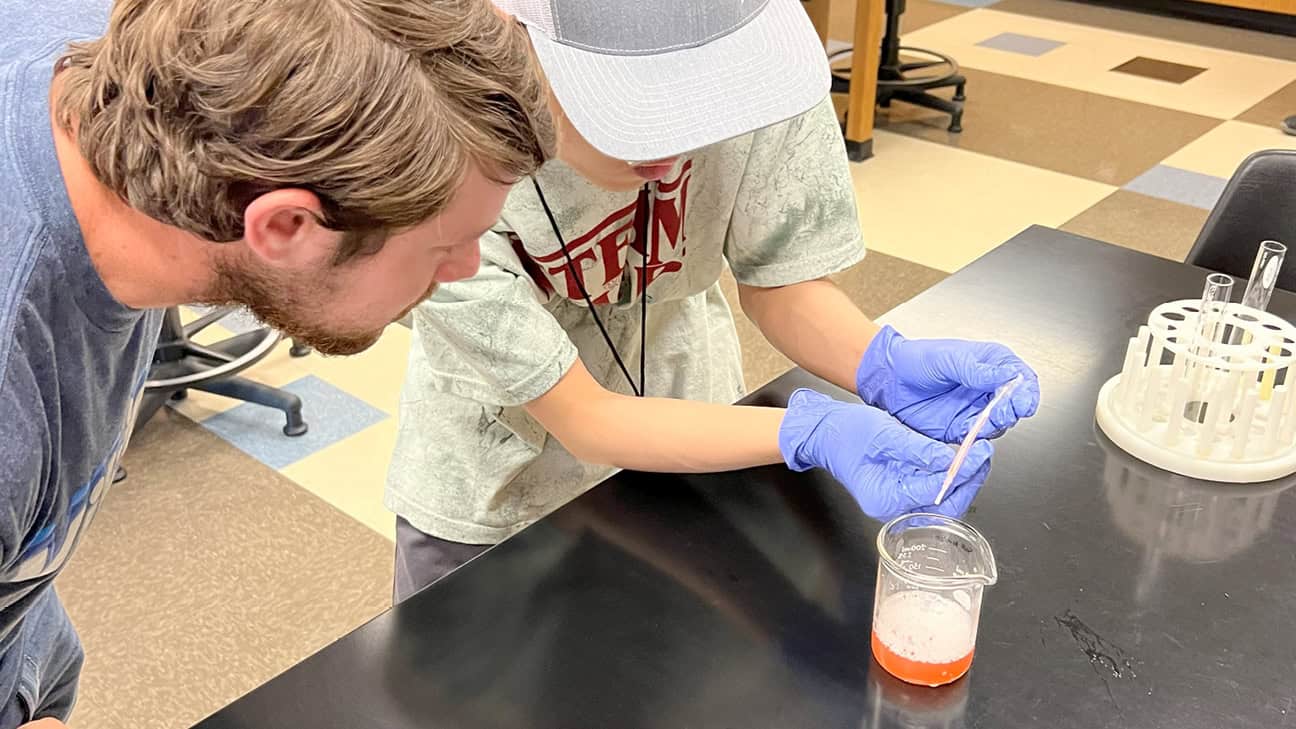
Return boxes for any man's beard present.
[203,261,382,357]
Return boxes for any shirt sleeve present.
[0,352,42,573]
[723,96,866,287]
[409,228,579,408]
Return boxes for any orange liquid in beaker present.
[871,630,973,687]
[872,590,976,687]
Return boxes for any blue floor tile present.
[976,32,1066,56]
[197,375,388,469]
[1125,165,1228,211]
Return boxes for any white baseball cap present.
[494,0,831,161]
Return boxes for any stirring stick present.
[934,374,1025,506]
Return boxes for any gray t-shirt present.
[386,97,864,544]
[0,0,162,712]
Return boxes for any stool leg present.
[193,376,309,437]
[948,108,964,134]
[953,82,966,102]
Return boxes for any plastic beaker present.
[872,514,998,687]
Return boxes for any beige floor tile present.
[877,66,1220,185]
[720,248,947,391]
[995,0,1296,62]
[59,411,392,729]
[1160,119,1296,179]
[280,419,399,541]
[1060,190,1211,261]
[298,324,411,416]
[904,9,1296,119]
[1237,80,1296,129]
[852,130,1115,273]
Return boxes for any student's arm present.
[525,359,785,472]
[527,361,994,519]
[722,96,870,393]
[736,277,878,394]
[724,97,1040,442]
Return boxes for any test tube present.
[1186,274,1234,423]
[1230,241,1287,347]
[1241,241,1287,312]
[1198,273,1234,345]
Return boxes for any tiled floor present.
[55,2,1296,727]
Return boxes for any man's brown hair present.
[56,0,555,261]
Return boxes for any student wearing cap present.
[386,0,1042,599]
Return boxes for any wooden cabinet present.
[1192,0,1296,15]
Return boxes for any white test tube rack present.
[1095,300,1296,483]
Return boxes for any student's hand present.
[855,325,1040,443]
[779,389,991,519]
[19,719,68,728]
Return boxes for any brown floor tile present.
[874,67,1221,185]
[1060,190,1211,261]
[828,0,969,42]
[721,251,947,390]
[1237,79,1296,128]
[994,0,1296,61]
[58,410,393,729]
[1111,56,1207,84]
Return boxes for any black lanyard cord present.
[530,177,652,397]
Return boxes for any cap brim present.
[528,0,831,161]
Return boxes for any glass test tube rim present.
[1239,239,1287,312]
[875,513,999,589]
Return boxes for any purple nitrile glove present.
[856,325,1041,444]
[779,389,992,519]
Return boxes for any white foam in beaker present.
[874,590,975,664]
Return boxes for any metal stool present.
[134,307,311,437]
[875,0,965,133]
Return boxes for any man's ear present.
[242,188,334,268]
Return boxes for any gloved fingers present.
[1011,372,1042,420]
[926,458,992,517]
[911,429,994,474]
[787,388,834,410]
[948,439,993,484]
[897,428,958,473]
[959,361,1020,392]
[985,397,1021,436]
[900,440,992,507]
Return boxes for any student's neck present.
[51,106,214,310]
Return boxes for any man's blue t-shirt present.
[0,0,162,720]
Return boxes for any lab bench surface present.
[193,225,1296,729]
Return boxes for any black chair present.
[1184,149,1296,290]
[133,307,311,437]
[830,0,967,135]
